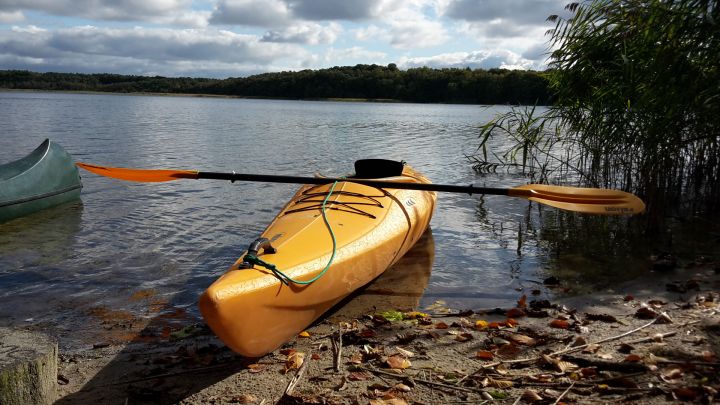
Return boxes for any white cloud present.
[286,0,384,21]
[261,22,341,44]
[386,17,448,49]
[0,0,196,23]
[0,25,308,77]
[321,46,387,65]
[399,49,539,70]
[444,0,565,26]
[0,10,25,23]
[210,0,290,26]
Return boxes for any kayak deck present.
[200,164,436,357]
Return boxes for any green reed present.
[476,0,720,227]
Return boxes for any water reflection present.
[328,228,435,320]
[0,200,83,265]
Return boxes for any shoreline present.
[0,88,513,106]
[50,262,720,404]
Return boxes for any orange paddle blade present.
[508,184,646,215]
[76,163,198,182]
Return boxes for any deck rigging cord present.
[242,181,341,285]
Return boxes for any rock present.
[0,327,57,405]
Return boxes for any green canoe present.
[0,139,82,223]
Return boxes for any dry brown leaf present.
[393,383,411,392]
[435,321,449,329]
[506,308,527,318]
[348,371,371,381]
[394,347,414,358]
[517,294,528,308]
[349,353,363,364]
[549,319,570,329]
[507,333,538,346]
[386,354,411,370]
[476,350,494,360]
[582,343,600,354]
[232,394,257,404]
[521,389,543,403]
[246,363,266,373]
[624,354,642,363]
[488,378,513,389]
[369,399,409,405]
[454,332,474,342]
[284,351,305,373]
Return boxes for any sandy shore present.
[48,260,720,404]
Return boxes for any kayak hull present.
[0,139,82,223]
[200,164,436,357]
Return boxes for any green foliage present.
[0,65,552,105]
[477,0,720,219]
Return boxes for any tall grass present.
[476,0,720,226]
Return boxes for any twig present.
[656,359,720,367]
[331,329,342,373]
[359,365,486,395]
[476,314,673,371]
[283,354,310,397]
[553,381,575,404]
[623,330,678,345]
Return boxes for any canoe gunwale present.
[0,183,83,208]
[0,139,50,181]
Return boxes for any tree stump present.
[0,327,57,405]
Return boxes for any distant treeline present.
[0,64,552,105]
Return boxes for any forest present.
[0,65,551,105]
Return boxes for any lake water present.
[0,91,675,348]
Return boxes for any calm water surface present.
[0,91,657,348]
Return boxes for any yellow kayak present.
[199,162,436,357]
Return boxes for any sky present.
[0,0,570,78]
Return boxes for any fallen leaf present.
[549,319,570,329]
[624,354,642,363]
[624,295,634,301]
[348,371,371,381]
[672,387,699,401]
[247,363,266,373]
[379,310,404,322]
[279,348,296,356]
[369,399,408,405]
[231,394,257,404]
[435,321,449,329]
[349,353,363,364]
[476,350,494,360]
[507,333,538,346]
[311,353,321,360]
[298,330,311,338]
[521,389,543,403]
[496,344,521,359]
[506,308,527,318]
[454,332,473,342]
[475,320,489,330]
[517,294,528,308]
[580,367,597,378]
[393,383,411,392]
[386,354,411,370]
[394,347,414,358]
[635,306,658,319]
[284,351,305,373]
[488,378,513,389]
[403,311,429,320]
[582,343,600,354]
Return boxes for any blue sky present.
[0,0,568,78]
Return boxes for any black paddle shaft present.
[195,171,511,196]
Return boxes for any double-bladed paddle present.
[76,162,645,215]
